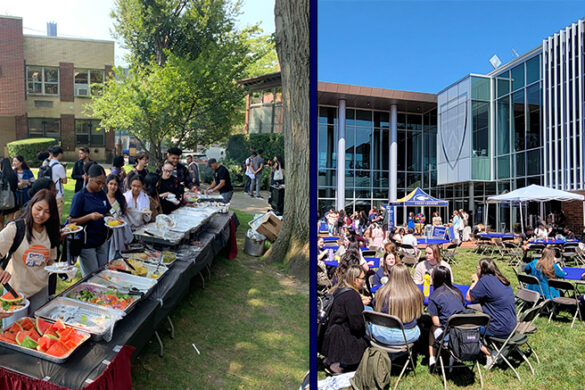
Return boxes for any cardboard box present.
[255,212,281,242]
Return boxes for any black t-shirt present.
[214,165,233,193]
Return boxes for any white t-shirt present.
[245,158,255,179]
[1,223,57,297]
[50,160,66,199]
[402,234,418,249]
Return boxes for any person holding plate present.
[68,164,111,277]
[105,174,133,260]
[158,162,183,214]
[0,189,59,313]
[124,176,152,230]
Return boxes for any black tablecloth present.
[0,212,234,389]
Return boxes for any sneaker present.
[256,195,264,199]
[428,356,436,374]
[249,194,254,198]
[484,351,497,370]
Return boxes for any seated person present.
[467,258,517,367]
[534,223,549,240]
[427,266,466,372]
[401,228,418,256]
[371,244,399,286]
[317,238,331,289]
[321,265,369,374]
[392,227,404,243]
[524,247,565,299]
[413,245,453,285]
[562,226,576,240]
[366,264,424,345]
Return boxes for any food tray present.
[0,318,91,363]
[88,270,157,293]
[133,224,185,246]
[197,194,226,202]
[108,258,168,280]
[65,282,140,314]
[122,251,177,267]
[35,297,123,341]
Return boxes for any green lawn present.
[131,210,309,389]
[319,248,585,389]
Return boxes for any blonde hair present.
[537,247,557,279]
[375,264,424,323]
[330,265,362,293]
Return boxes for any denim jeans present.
[220,191,233,203]
[244,176,251,193]
[250,174,262,197]
[79,241,109,277]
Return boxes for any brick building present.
[0,16,115,162]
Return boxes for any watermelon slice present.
[0,290,22,304]
[0,334,16,344]
[7,322,23,334]
[67,332,85,346]
[3,331,16,341]
[36,335,58,352]
[15,331,39,347]
[35,318,51,335]
[62,339,77,351]
[19,318,35,331]
[20,336,38,349]
[49,319,66,332]
[45,341,69,357]
[44,328,59,339]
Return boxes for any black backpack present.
[448,326,483,361]
[317,287,351,354]
[0,219,26,269]
[38,161,53,181]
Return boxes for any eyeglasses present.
[162,169,173,173]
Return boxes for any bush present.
[199,163,214,184]
[225,133,284,164]
[6,138,57,167]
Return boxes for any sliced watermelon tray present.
[0,317,90,363]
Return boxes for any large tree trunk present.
[268,0,310,280]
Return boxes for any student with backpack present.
[71,147,91,193]
[39,146,67,220]
[427,266,467,373]
[0,189,60,313]
[0,158,18,230]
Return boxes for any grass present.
[130,209,309,389]
[319,247,585,389]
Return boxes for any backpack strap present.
[0,219,26,269]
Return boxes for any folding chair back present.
[516,273,545,297]
[441,243,458,264]
[547,279,582,328]
[516,287,541,317]
[362,250,377,257]
[362,310,416,389]
[401,254,418,267]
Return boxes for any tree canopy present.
[92,0,273,164]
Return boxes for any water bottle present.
[423,273,431,297]
[328,249,334,262]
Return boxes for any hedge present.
[225,133,284,165]
[6,138,57,167]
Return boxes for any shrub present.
[199,163,214,184]
[6,138,57,167]
[225,133,284,164]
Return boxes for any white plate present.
[45,263,77,274]
[61,225,83,235]
[104,217,127,229]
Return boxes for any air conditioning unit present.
[75,86,89,96]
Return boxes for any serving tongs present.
[3,282,18,299]
[92,275,143,296]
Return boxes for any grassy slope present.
[319,248,585,389]
[131,210,309,389]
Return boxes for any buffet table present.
[0,211,235,389]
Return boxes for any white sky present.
[0,0,275,67]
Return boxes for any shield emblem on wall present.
[439,95,468,170]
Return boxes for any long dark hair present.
[432,265,464,304]
[144,172,160,198]
[478,257,510,286]
[106,174,127,215]
[19,189,59,247]
[13,155,30,171]
[332,250,362,288]
[0,158,16,184]
[275,155,284,169]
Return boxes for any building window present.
[26,66,59,96]
[75,120,104,146]
[248,87,283,133]
[74,69,105,97]
[28,118,61,139]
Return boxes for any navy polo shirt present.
[427,285,466,328]
[469,274,517,337]
[69,187,110,248]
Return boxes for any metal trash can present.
[244,229,266,257]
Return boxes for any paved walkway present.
[228,189,274,216]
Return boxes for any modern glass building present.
[315,17,585,232]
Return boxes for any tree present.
[93,0,268,164]
[267,0,309,279]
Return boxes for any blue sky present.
[318,0,585,93]
[0,0,274,67]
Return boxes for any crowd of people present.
[0,144,234,321]
[242,149,284,199]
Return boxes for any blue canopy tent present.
[388,187,448,227]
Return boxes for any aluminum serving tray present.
[0,318,91,364]
[88,269,157,293]
[35,297,123,341]
[197,194,226,202]
[133,224,185,246]
[65,282,141,314]
[108,258,169,280]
